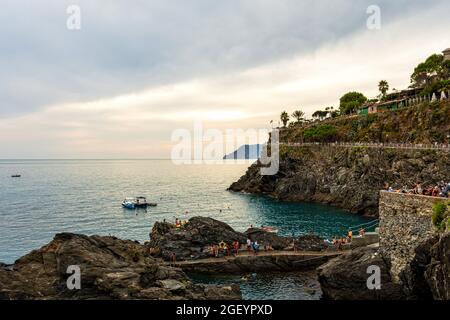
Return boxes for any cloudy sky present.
[1,0,449,158]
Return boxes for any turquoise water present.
[189,272,322,300]
[0,160,372,264]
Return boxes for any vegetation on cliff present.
[432,200,450,232]
[281,100,450,144]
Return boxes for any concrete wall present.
[379,191,442,283]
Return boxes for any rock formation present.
[0,233,240,300]
[425,232,450,300]
[317,246,405,300]
[229,147,449,216]
[318,232,450,300]
[148,217,327,261]
[149,217,247,261]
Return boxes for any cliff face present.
[229,102,450,216]
[318,232,450,300]
[229,147,450,217]
[0,233,241,300]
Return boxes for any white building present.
[443,48,450,61]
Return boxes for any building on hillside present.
[358,87,423,115]
[443,48,450,61]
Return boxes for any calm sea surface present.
[0,159,372,299]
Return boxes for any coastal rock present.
[149,217,327,261]
[177,252,340,274]
[245,228,291,250]
[229,147,450,216]
[149,217,247,261]
[317,246,405,300]
[425,232,450,300]
[0,233,241,300]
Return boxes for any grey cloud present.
[0,0,444,116]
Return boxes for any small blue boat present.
[122,198,135,209]
[122,197,157,210]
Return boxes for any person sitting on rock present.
[232,240,239,256]
[223,243,230,256]
[213,244,219,257]
[208,245,215,256]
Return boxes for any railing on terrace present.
[280,142,450,151]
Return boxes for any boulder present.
[149,217,328,261]
[245,228,291,250]
[317,246,405,300]
[149,217,247,261]
[0,233,241,300]
[425,232,450,300]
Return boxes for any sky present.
[0,0,449,159]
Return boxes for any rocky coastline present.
[317,232,449,300]
[0,217,327,300]
[0,232,240,300]
[1,216,448,300]
[229,147,450,217]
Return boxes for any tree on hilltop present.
[410,54,450,88]
[339,92,367,115]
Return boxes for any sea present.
[0,159,373,299]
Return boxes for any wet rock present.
[0,233,241,300]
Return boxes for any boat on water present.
[122,197,157,209]
[11,174,21,178]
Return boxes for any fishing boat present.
[11,174,21,178]
[122,197,157,209]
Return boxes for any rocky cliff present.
[318,233,450,300]
[229,102,450,217]
[148,216,327,261]
[229,146,449,216]
[0,233,240,300]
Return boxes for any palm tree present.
[280,111,290,127]
[378,80,389,97]
[291,110,305,123]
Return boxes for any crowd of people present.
[385,181,450,198]
[207,237,274,258]
[328,228,366,250]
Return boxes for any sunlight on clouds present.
[1,2,449,158]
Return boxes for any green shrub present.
[304,124,338,142]
[432,201,450,232]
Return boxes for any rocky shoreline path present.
[0,216,330,300]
